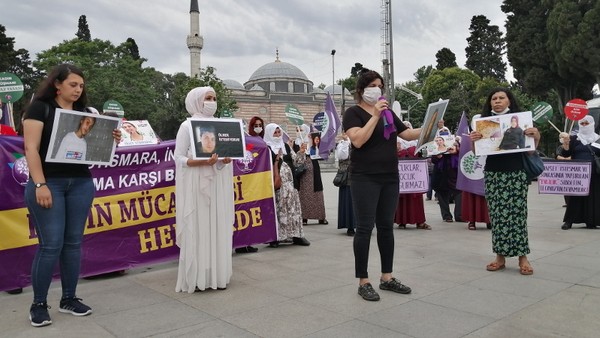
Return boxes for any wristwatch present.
[35,182,47,188]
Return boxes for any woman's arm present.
[23,119,52,208]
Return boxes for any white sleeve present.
[335,140,350,160]
[174,121,191,168]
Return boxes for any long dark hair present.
[481,87,521,117]
[248,116,265,138]
[354,69,384,102]
[33,64,88,110]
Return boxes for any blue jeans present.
[25,177,94,303]
[350,174,399,279]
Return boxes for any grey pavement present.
[2,172,600,337]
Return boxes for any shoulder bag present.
[522,151,545,181]
[332,168,348,187]
[585,145,600,175]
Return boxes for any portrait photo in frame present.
[473,111,535,156]
[188,118,246,159]
[46,108,121,165]
[414,99,450,155]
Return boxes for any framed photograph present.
[309,132,322,159]
[473,111,535,156]
[46,109,121,165]
[188,118,246,159]
[118,120,159,147]
[414,99,449,155]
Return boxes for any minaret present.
[187,0,203,78]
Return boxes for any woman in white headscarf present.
[293,124,328,224]
[559,115,600,230]
[174,86,234,292]
[264,123,310,246]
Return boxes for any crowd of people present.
[9,63,599,329]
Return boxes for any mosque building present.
[187,0,353,134]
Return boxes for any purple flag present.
[320,92,340,160]
[456,112,486,196]
[379,96,397,139]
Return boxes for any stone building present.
[223,54,354,135]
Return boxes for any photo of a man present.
[46,109,121,165]
[196,125,217,155]
[54,115,95,160]
[188,118,245,159]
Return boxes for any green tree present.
[435,48,458,70]
[76,15,91,41]
[125,37,141,60]
[421,67,481,131]
[502,0,596,108]
[0,24,41,120]
[465,15,506,81]
[338,62,364,93]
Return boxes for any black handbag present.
[332,169,348,187]
[522,151,545,181]
[293,163,307,178]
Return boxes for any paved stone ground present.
[2,172,600,337]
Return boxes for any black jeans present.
[437,189,462,221]
[350,174,398,279]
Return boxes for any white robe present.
[174,119,234,293]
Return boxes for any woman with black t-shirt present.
[342,69,421,301]
[23,64,120,327]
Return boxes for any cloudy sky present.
[3,0,508,86]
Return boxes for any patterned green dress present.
[484,170,530,257]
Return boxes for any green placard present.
[103,100,125,118]
[0,72,24,103]
[285,104,304,125]
[531,101,553,123]
[220,109,234,118]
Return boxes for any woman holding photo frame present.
[23,64,120,327]
[174,86,234,293]
[469,87,541,276]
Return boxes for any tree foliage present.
[502,0,597,107]
[435,48,458,70]
[76,15,91,41]
[338,62,364,93]
[421,67,481,131]
[125,37,141,61]
[0,24,41,118]
[465,15,506,81]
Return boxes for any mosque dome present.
[223,79,244,89]
[324,84,351,96]
[248,60,309,82]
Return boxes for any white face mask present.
[253,127,263,134]
[272,136,282,143]
[203,101,217,116]
[362,87,381,105]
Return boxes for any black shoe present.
[379,278,412,294]
[59,297,92,316]
[302,219,308,225]
[268,241,280,248]
[358,283,380,301]
[318,219,329,225]
[346,229,355,236]
[486,223,492,229]
[586,223,597,229]
[235,246,258,253]
[292,237,310,246]
[30,302,52,327]
[561,222,572,230]
[397,223,406,229]
[6,288,23,294]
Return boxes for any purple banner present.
[456,112,486,196]
[537,160,591,196]
[0,135,276,291]
[398,159,429,193]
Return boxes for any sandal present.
[519,263,534,275]
[486,261,505,271]
[416,223,431,230]
[468,222,476,230]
